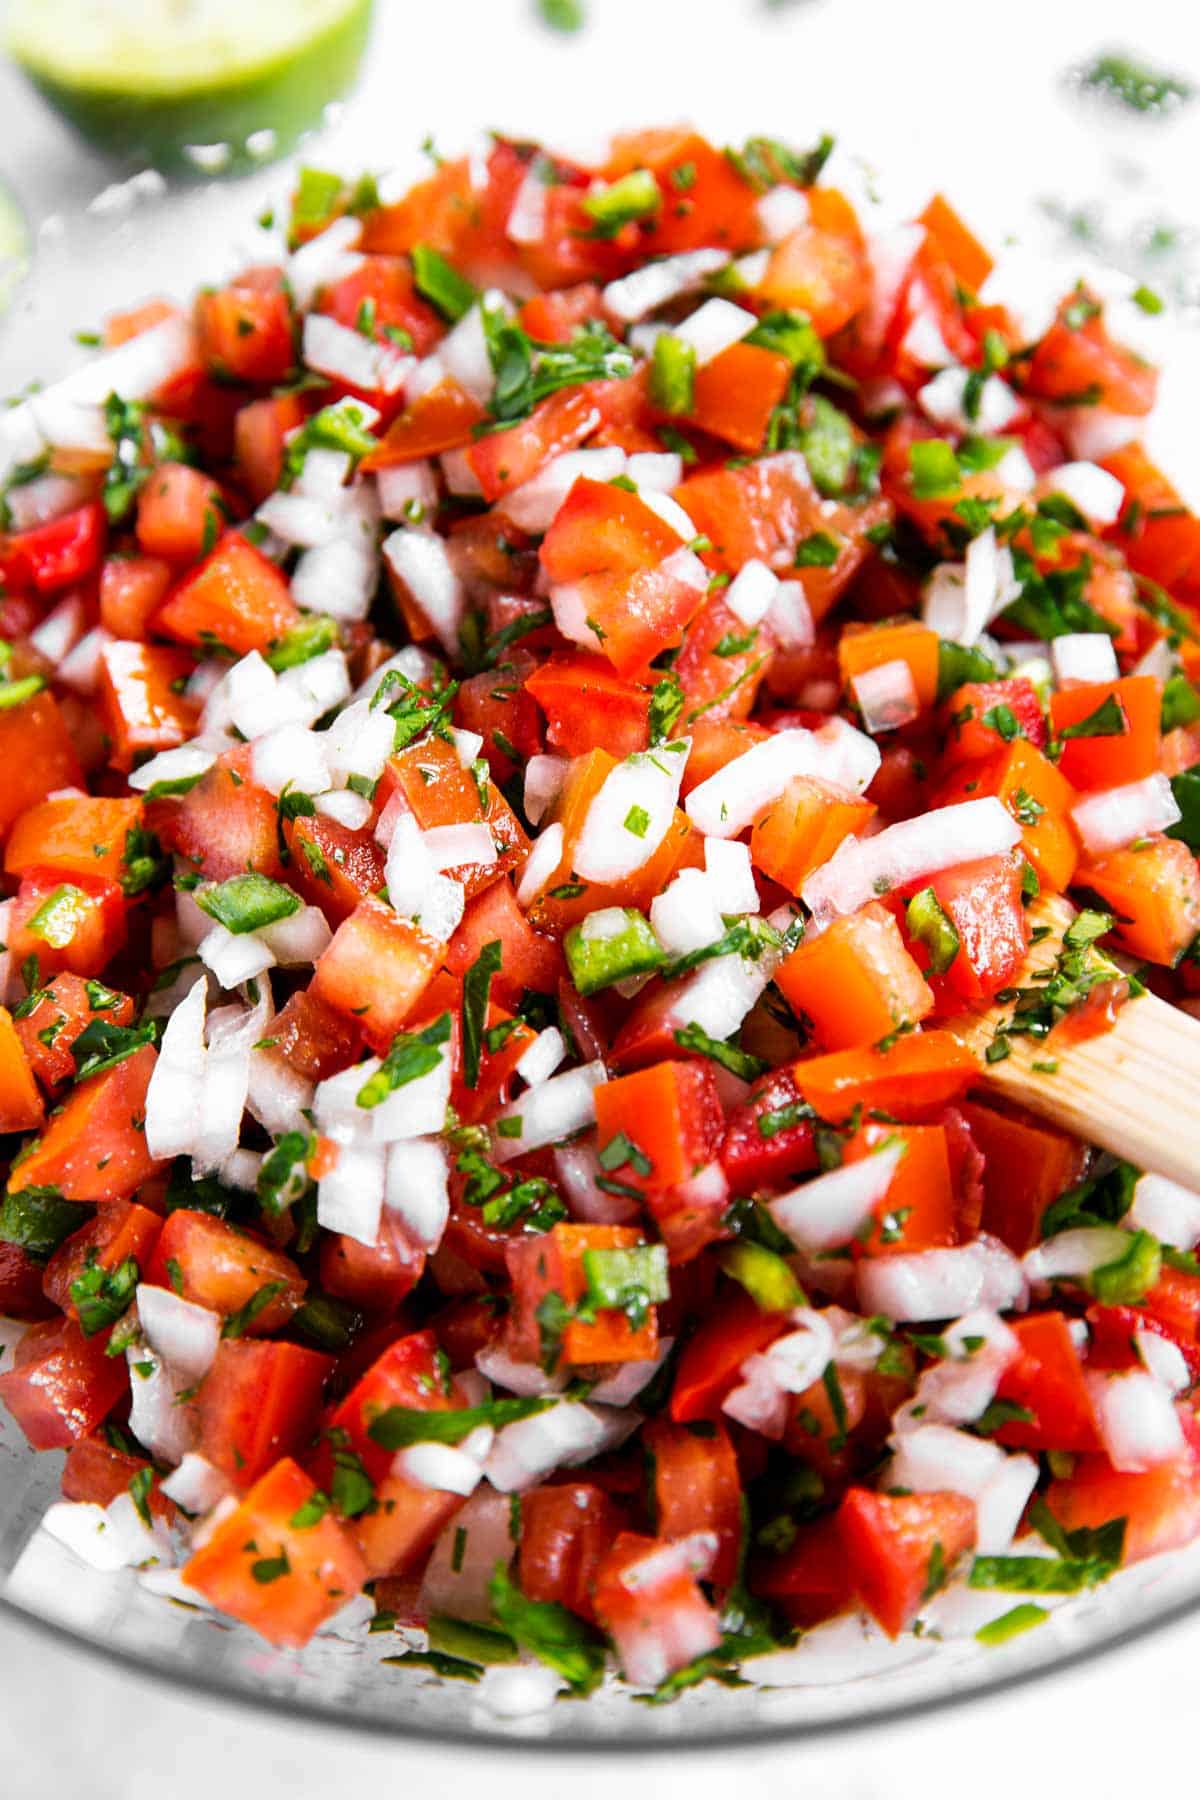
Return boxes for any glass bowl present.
[3,0,1200,1749]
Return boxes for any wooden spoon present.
[950,894,1200,1191]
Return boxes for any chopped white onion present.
[502,447,622,533]
[422,822,497,872]
[673,297,757,367]
[1050,632,1120,686]
[758,185,810,241]
[602,249,729,323]
[128,743,217,794]
[523,754,568,826]
[1130,1173,1200,1250]
[287,216,363,311]
[159,1453,231,1516]
[1044,460,1125,526]
[316,1133,387,1247]
[851,658,921,734]
[303,312,412,395]
[515,1026,566,1088]
[802,797,1020,926]
[420,1488,512,1623]
[136,1286,221,1386]
[1136,1330,1190,1395]
[723,1309,835,1438]
[383,527,465,654]
[1086,1368,1184,1472]
[1071,774,1181,856]
[686,725,881,840]
[384,1137,449,1250]
[769,1141,907,1253]
[857,1235,1028,1322]
[516,821,565,908]
[57,626,113,695]
[250,723,331,797]
[554,1139,640,1224]
[485,1401,636,1491]
[376,459,438,521]
[394,1442,484,1497]
[765,578,816,650]
[1023,1226,1135,1284]
[918,367,1020,434]
[724,559,779,627]
[573,741,689,883]
[492,1060,606,1162]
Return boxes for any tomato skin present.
[0,502,106,594]
[6,795,144,890]
[518,1480,626,1622]
[319,255,443,357]
[135,462,226,564]
[505,1223,660,1367]
[233,392,308,503]
[0,1316,128,1450]
[0,1004,43,1132]
[363,379,486,467]
[444,879,563,1005]
[319,1213,426,1315]
[456,656,545,783]
[752,1513,856,1627]
[61,1433,168,1519]
[837,1486,976,1637]
[843,1121,956,1257]
[1025,293,1157,415]
[145,1212,306,1332]
[592,1529,724,1684]
[756,189,870,337]
[197,1340,333,1489]
[523,654,649,759]
[607,129,762,256]
[687,341,792,453]
[467,384,603,500]
[182,1457,367,1648]
[11,1043,162,1203]
[284,813,386,925]
[1049,674,1160,792]
[7,872,127,982]
[776,902,934,1050]
[1044,1442,1200,1566]
[1075,835,1200,967]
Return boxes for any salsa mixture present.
[2,126,1200,1697]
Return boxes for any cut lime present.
[7,0,375,176]
[0,180,31,317]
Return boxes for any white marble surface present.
[2,1600,1199,1800]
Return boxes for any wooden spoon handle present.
[951,895,1200,1191]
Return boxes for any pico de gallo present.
[2,125,1200,1699]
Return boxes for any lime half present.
[7,0,375,175]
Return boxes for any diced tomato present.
[792,1031,977,1123]
[195,268,294,386]
[593,1061,723,1193]
[269,987,361,1083]
[916,194,993,296]
[958,1099,1088,1253]
[7,872,127,981]
[837,1485,976,1637]
[1075,835,1200,966]
[756,189,870,337]
[145,1211,305,1331]
[443,878,563,1005]
[155,530,299,657]
[97,640,198,771]
[1043,1444,1200,1566]
[524,654,650,758]
[670,1288,787,1423]
[644,1417,742,1590]
[0,690,84,841]
[719,1066,819,1196]
[312,898,443,1047]
[61,1433,168,1519]
[135,462,226,565]
[842,1120,956,1256]
[505,1223,660,1366]
[233,392,309,504]
[99,553,173,639]
[916,851,1030,1006]
[941,678,1047,766]
[382,733,528,898]
[323,1329,452,1483]
[673,595,773,726]
[182,1457,367,1647]
[993,1311,1101,1452]
[518,283,607,344]
[1025,291,1157,416]
[934,739,1077,894]
[319,254,443,357]
[840,619,940,715]
[5,795,143,888]
[455,655,545,782]
[0,502,106,594]
[283,813,386,924]
[467,385,603,500]
[0,1239,55,1321]
[1048,675,1160,792]
[687,342,793,452]
[776,902,934,1050]
[198,1340,333,1488]
[539,477,707,677]
[752,1512,856,1627]
[43,1201,163,1320]
[518,1480,625,1622]
[362,379,486,467]
[157,748,283,881]
[0,1004,44,1132]
[751,775,874,894]
[0,1316,128,1450]
[319,1211,426,1314]
[9,1043,161,1203]
[606,128,762,255]
[592,1530,723,1685]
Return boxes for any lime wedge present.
[7,0,375,175]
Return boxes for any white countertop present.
[2,1600,1198,1800]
